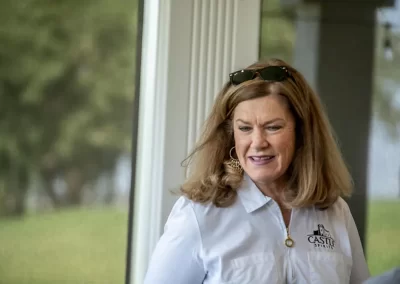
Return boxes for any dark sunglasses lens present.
[259,67,287,81]
[231,70,254,85]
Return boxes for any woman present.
[144,59,370,283]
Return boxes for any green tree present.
[0,0,137,215]
[260,0,295,62]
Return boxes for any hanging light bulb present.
[383,22,393,61]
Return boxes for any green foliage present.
[260,0,295,62]
[366,199,400,275]
[0,0,138,212]
[0,207,128,284]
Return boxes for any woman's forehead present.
[233,94,291,120]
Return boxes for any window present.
[260,0,295,62]
[0,1,139,283]
[366,6,400,276]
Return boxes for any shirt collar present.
[237,174,272,213]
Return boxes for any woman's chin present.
[247,173,276,185]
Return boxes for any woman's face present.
[233,94,296,187]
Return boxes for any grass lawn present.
[0,200,398,284]
[0,207,128,284]
[366,199,400,276]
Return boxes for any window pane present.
[366,7,400,276]
[260,0,295,62]
[0,1,138,283]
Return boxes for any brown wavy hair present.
[180,58,352,209]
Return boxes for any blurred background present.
[0,1,137,283]
[0,0,399,283]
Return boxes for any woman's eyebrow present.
[235,118,284,125]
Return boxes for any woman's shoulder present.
[173,195,213,210]
[172,194,241,231]
[330,196,351,212]
[179,195,233,219]
[169,195,221,222]
[320,196,353,223]
[163,196,203,239]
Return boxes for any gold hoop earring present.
[228,147,243,174]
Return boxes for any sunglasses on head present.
[229,66,294,86]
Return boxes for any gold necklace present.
[285,227,295,248]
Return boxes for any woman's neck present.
[255,177,288,205]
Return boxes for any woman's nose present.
[251,129,268,149]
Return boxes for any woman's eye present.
[267,125,282,131]
[238,126,251,132]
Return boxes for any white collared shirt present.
[144,176,370,284]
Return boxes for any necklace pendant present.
[285,236,294,248]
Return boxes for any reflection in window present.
[0,1,138,283]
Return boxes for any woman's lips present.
[248,155,275,165]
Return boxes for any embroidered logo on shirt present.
[307,224,335,249]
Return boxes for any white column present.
[131,0,261,283]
